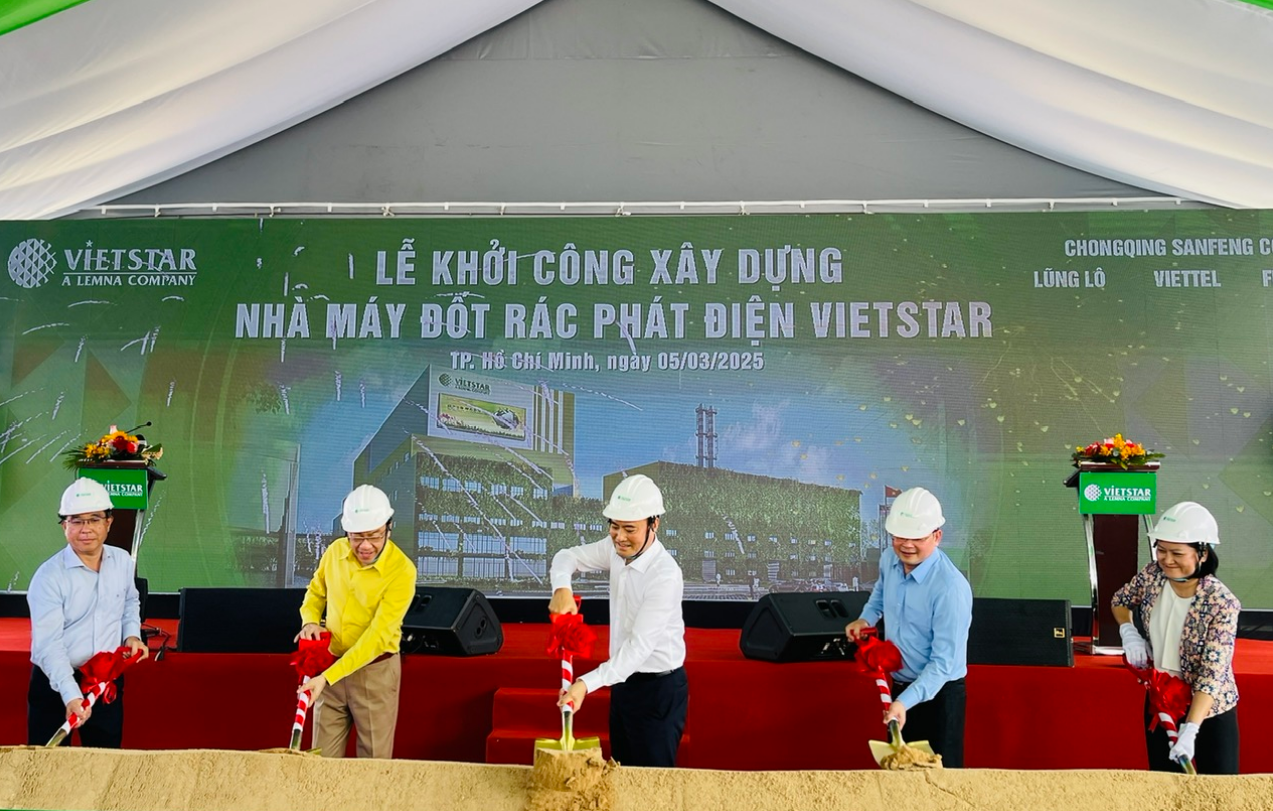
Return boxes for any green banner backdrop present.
[2,211,1271,605]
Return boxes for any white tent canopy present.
[1,0,1271,219]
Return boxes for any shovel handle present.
[45,687,102,747]
[1159,713,1196,775]
[872,676,892,708]
[555,597,583,714]
[887,719,903,748]
[290,676,314,750]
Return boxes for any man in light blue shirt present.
[846,487,972,766]
[27,478,147,746]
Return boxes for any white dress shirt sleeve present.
[549,539,613,591]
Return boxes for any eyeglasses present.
[348,530,386,546]
[65,517,107,529]
[892,533,937,545]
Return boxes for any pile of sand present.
[526,748,615,811]
[2,746,1271,811]
[878,744,942,771]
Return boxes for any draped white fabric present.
[708,0,1273,208]
[2,0,1272,218]
[0,0,543,219]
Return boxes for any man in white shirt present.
[550,474,687,767]
[27,478,147,746]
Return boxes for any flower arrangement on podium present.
[62,425,163,470]
[1071,433,1163,470]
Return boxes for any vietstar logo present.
[439,374,491,395]
[1083,484,1102,501]
[7,239,56,288]
[103,482,145,499]
[1094,485,1153,503]
[5,238,201,289]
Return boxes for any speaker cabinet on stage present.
[178,587,307,653]
[739,591,869,662]
[969,597,1072,667]
[401,587,503,656]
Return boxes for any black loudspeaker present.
[740,591,870,662]
[401,587,503,656]
[969,597,1072,667]
[178,587,307,653]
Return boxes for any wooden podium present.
[77,460,166,559]
[1066,461,1159,653]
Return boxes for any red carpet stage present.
[2,620,1271,772]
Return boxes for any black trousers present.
[1144,697,1240,775]
[892,678,966,768]
[27,666,125,748]
[609,667,688,767]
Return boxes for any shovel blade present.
[868,740,893,766]
[533,735,603,753]
[869,738,936,766]
[534,736,566,752]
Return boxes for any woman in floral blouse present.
[1112,501,1240,775]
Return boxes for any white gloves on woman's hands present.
[1169,722,1200,763]
[1119,622,1150,669]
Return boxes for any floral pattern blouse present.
[1112,562,1240,716]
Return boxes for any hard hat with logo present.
[342,485,394,533]
[603,474,665,521]
[1148,501,1219,546]
[59,478,114,516]
[884,487,946,539]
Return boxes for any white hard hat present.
[60,478,114,516]
[603,474,665,521]
[342,485,394,533]
[884,487,946,539]
[1148,501,1219,546]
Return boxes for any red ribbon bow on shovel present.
[849,632,905,678]
[1124,658,1195,774]
[46,647,141,746]
[849,630,905,715]
[290,634,337,684]
[546,612,597,661]
[287,632,336,750]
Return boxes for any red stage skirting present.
[1,619,1271,772]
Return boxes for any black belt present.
[625,666,682,683]
[893,676,965,691]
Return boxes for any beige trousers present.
[314,653,401,759]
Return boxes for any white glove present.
[1169,721,1199,763]
[1119,623,1150,669]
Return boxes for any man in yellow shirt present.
[297,484,416,759]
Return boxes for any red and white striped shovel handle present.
[560,651,576,714]
[287,674,318,750]
[294,681,314,735]
[46,682,108,746]
[557,595,584,716]
[872,674,892,710]
[1157,711,1196,775]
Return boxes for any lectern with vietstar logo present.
[1066,461,1159,653]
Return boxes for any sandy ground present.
[1,747,1271,811]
